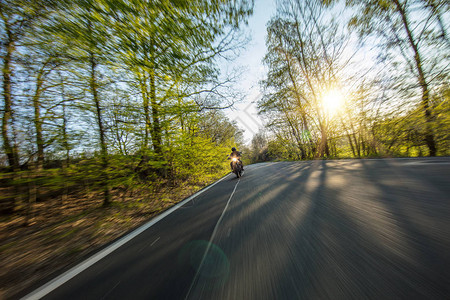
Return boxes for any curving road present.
[22,158,450,299]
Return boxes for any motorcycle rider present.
[229,147,244,171]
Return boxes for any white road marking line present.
[150,237,160,247]
[100,280,121,300]
[21,173,231,300]
[185,178,240,300]
[403,161,450,165]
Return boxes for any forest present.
[250,0,449,162]
[0,0,448,298]
[0,0,252,214]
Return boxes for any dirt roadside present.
[0,176,224,300]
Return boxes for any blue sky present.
[225,0,277,144]
[224,0,372,144]
[223,0,449,146]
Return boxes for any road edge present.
[21,173,231,300]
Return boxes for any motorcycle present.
[230,156,243,178]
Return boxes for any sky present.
[224,0,277,144]
[222,0,450,146]
[223,0,376,145]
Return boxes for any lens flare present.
[321,89,344,114]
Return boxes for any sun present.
[321,89,344,115]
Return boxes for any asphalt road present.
[23,158,450,300]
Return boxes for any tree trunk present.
[1,21,19,171]
[341,118,356,157]
[316,123,328,158]
[324,136,330,157]
[149,42,162,157]
[59,75,70,203]
[353,132,360,157]
[89,53,111,206]
[60,75,70,167]
[33,67,45,170]
[393,0,437,156]
[138,71,151,150]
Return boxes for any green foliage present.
[168,133,230,184]
[0,0,253,213]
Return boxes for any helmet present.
[231,147,236,151]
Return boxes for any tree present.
[110,0,251,158]
[42,0,115,205]
[250,131,270,162]
[0,0,44,170]
[340,0,449,156]
[260,0,350,158]
[0,0,254,214]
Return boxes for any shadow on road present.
[189,159,450,299]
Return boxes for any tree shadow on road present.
[189,159,450,299]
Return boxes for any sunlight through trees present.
[254,0,449,162]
